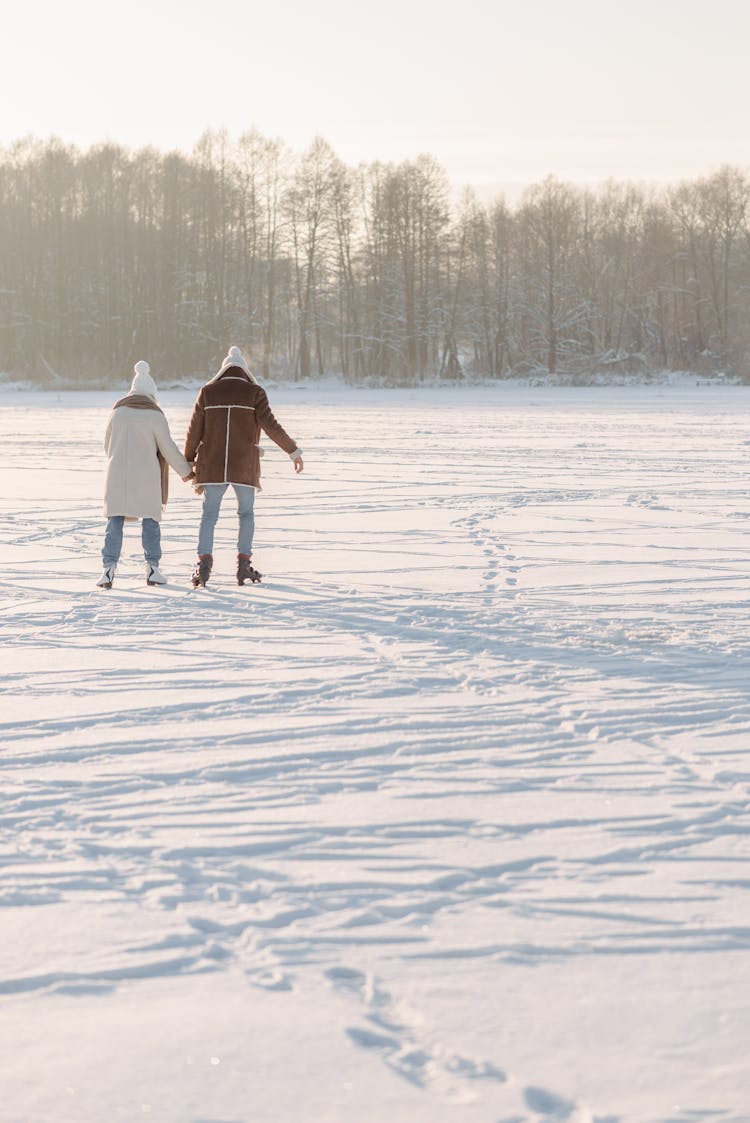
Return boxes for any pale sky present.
[3,0,749,195]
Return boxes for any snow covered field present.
[2,382,750,1123]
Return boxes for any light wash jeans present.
[197,484,256,556]
[102,516,161,566]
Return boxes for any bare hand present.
[181,473,194,482]
[293,456,304,474]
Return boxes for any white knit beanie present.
[130,360,158,399]
[221,345,249,373]
[215,345,257,383]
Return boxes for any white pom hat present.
[211,345,257,384]
[130,360,158,399]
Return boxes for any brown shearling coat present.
[184,367,298,488]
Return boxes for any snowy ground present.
[2,383,750,1123]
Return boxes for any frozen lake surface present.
[2,382,749,1122]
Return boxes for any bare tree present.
[518,177,584,375]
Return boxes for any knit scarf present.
[113,394,169,507]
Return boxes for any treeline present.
[1,131,749,384]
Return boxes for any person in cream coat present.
[98,361,193,588]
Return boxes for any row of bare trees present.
[1,132,749,384]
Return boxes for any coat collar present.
[206,364,258,386]
[113,393,163,412]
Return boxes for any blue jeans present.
[103,516,161,567]
[197,484,255,556]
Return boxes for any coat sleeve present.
[154,414,192,477]
[255,389,298,456]
[104,414,113,454]
[184,392,205,462]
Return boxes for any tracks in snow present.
[3,389,750,1119]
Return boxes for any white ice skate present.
[96,564,116,589]
[146,563,167,586]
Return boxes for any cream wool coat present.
[103,401,192,521]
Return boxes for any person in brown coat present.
[184,346,304,586]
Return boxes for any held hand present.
[181,472,194,482]
[293,456,304,474]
